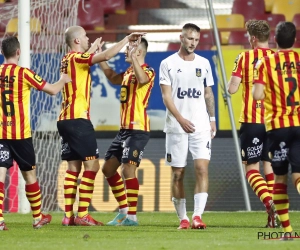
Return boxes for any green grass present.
[0,211,299,250]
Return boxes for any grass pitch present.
[0,211,299,250]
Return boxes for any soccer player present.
[253,21,300,239]
[159,23,216,230]
[227,20,279,228]
[99,37,154,226]
[0,36,71,230]
[59,26,145,226]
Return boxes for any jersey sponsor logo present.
[196,68,201,77]
[270,141,289,162]
[123,147,130,158]
[252,137,259,145]
[177,69,182,73]
[177,87,201,99]
[0,75,15,84]
[34,74,43,83]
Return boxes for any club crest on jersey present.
[196,68,201,77]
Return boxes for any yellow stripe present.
[126,189,139,194]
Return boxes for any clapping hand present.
[89,37,104,54]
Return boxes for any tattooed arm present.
[204,86,217,138]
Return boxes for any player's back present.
[233,48,274,123]
[0,64,44,139]
[257,49,300,130]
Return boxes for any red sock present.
[106,172,128,209]
[25,181,42,219]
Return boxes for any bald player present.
[58,26,145,227]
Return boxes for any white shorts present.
[165,131,211,167]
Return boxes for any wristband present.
[210,117,216,122]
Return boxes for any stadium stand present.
[167,29,217,51]
[254,13,285,28]
[264,0,274,12]
[6,17,41,33]
[99,0,125,14]
[231,0,265,21]
[271,0,300,22]
[215,14,245,45]
[228,30,248,47]
[77,0,104,31]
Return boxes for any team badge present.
[34,74,43,83]
[133,150,138,158]
[167,153,172,162]
[196,68,201,77]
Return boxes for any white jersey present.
[159,53,214,133]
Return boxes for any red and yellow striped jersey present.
[58,51,93,120]
[254,50,300,131]
[0,64,46,139]
[120,64,155,131]
[232,48,274,123]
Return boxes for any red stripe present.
[244,52,250,123]
[1,64,8,139]
[86,68,90,120]
[278,53,287,128]
[267,55,277,130]
[64,194,76,198]
[295,52,300,125]
[69,56,76,119]
[284,52,294,127]
[9,65,16,139]
[18,67,25,138]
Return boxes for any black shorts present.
[57,119,99,161]
[267,127,300,175]
[105,129,150,167]
[0,138,36,171]
[239,123,270,165]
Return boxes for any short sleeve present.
[159,59,171,86]
[231,53,244,78]
[74,52,94,67]
[23,68,46,90]
[204,59,214,87]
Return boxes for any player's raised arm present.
[91,32,146,65]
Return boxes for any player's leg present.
[0,141,11,230]
[58,119,102,226]
[57,120,82,225]
[166,133,189,229]
[11,138,52,229]
[62,160,81,226]
[268,128,292,234]
[240,123,275,226]
[0,167,8,230]
[102,131,127,225]
[189,131,210,229]
[119,130,150,226]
